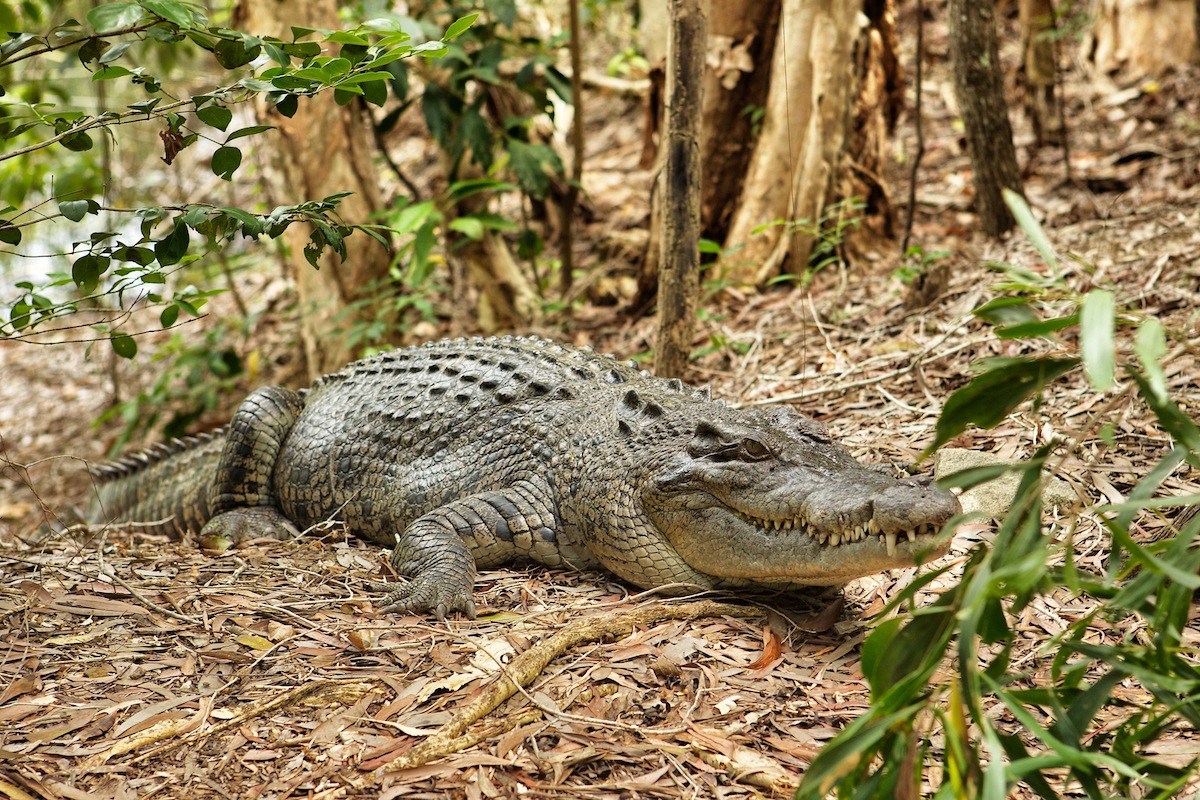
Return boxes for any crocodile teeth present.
[907,529,918,543]
[885,532,899,557]
[828,533,841,547]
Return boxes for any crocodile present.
[89,335,960,617]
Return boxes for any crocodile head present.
[638,403,960,587]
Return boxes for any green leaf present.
[460,105,492,169]
[275,93,299,118]
[449,216,484,240]
[59,199,98,222]
[0,223,20,246]
[213,37,260,69]
[508,139,551,198]
[72,254,106,294]
[444,13,479,41]
[1003,188,1058,276]
[994,313,1078,340]
[196,104,232,131]
[160,303,179,327]
[929,357,1078,453]
[973,296,1039,328]
[98,40,132,64]
[110,332,137,359]
[360,75,387,106]
[60,130,94,152]
[326,31,368,46]
[1134,318,1168,402]
[211,146,242,180]
[140,1,200,28]
[1079,289,1115,391]
[545,66,572,104]
[225,124,273,142]
[86,3,144,33]
[154,222,190,266]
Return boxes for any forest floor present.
[2,7,1200,800]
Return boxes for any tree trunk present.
[1087,0,1200,80]
[697,0,780,242]
[948,0,1024,237]
[655,0,705,379]
[722,0,864,285]
[1019,0,1063,147]
[234,0,390,379]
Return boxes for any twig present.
[351,600,762,785]
[95,544,202,626]
[128,681,337,764]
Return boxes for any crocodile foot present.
[199,507,301,549]
[374,578,477,621]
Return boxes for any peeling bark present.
[722,0,864,285]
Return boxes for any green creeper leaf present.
[160,303,179,327]
[59,199,98,222]
[78,37,109,65]
[10,299,32,331]
[326,31,368,46]
[360,75,387,106]
[154,222,190,266]
[282,41,321,58]
[275,93,298,118]
[140,1,200,28]
[211,145,242,180]
[929,356,1078,453]
[196,104,232,131]
[60,130,94,152]
[1079,289,1115,391]
[98,40,132,63]
[110,332,137,359]
[86,3,144,33]
[225,124,273,142]
[0,223,20,246]
[444,13,479,40]
[213,37,260,69]
[72,254,105,294]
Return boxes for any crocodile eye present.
[740,438,771,460]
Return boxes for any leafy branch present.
[1,0,476,357]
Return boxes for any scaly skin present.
[89,336,961,618]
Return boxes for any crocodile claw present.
[199,507,301,546]
[376,579,477,620]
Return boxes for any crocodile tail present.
[87,430,226,537]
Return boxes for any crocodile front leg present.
[380,478,561,619]
[200,386,306,543]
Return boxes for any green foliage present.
[95,324,248,455]
[795,191,1200,799]
[1,1,463,355]
[895,245,952,286]
[751,197,866,288]
[375,0,566,220]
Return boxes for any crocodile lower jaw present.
[738,512,942,557]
